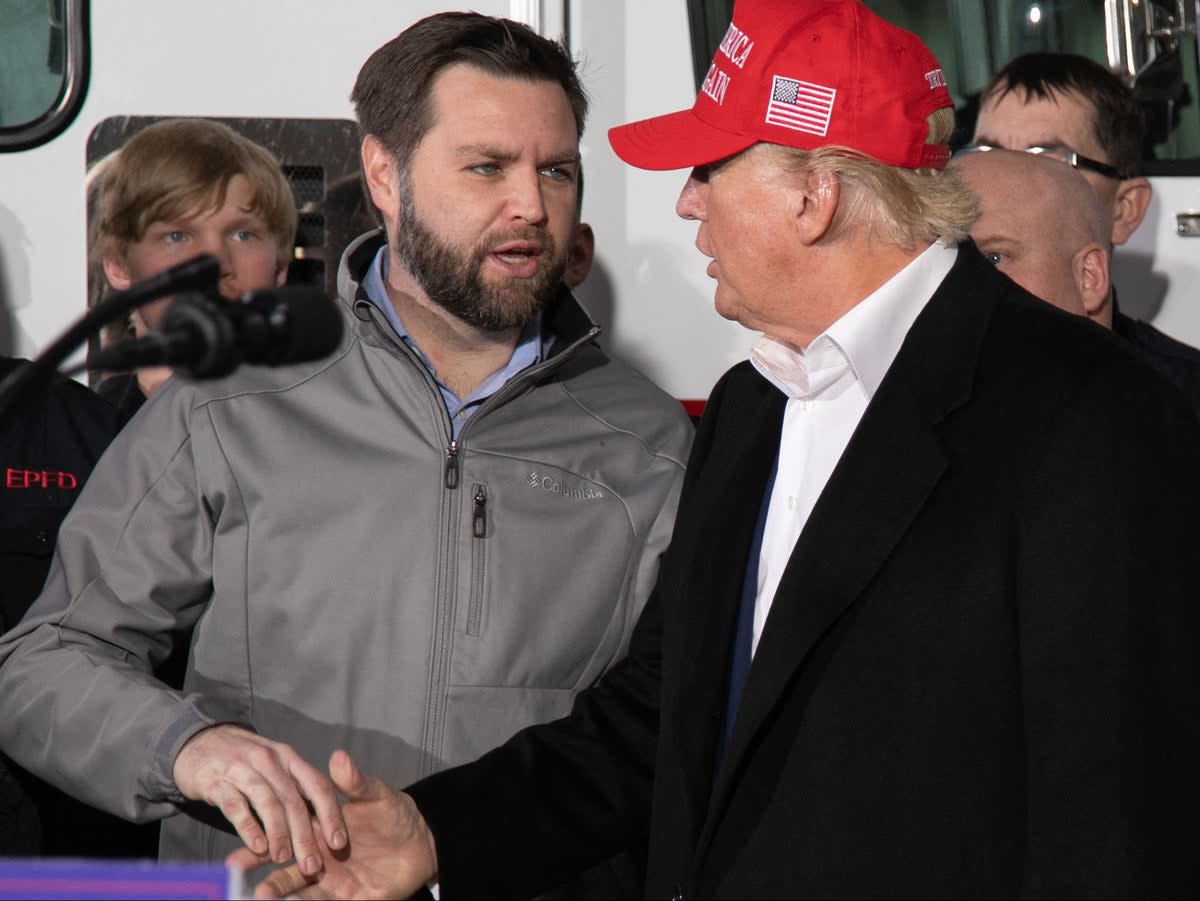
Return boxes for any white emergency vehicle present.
[1,0,1197,409]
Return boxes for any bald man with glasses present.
[971,51,1200,417]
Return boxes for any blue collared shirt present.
[362,244,544,438]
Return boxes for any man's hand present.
[174,724,347,875]
[227,750,438,900]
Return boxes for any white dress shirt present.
[747,241,957,655]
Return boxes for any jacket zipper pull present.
[445,441,460,489]
[473,486,488,538]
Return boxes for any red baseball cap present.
[609,0,953,171]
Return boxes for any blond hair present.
[775,108,979,249]
[89,118,297,268]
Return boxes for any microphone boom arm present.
[0,255,220,421]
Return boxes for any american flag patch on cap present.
[765,75,836,137]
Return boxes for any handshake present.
[180,725,434,899]
[228,751,433,900]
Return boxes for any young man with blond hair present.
[89,117,297,421]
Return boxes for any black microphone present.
[101,255,223,309]
[0,256,223,420]
[90,285,344,379]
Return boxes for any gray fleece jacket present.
[0,232,693,861]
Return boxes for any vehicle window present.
[0,0,88,152]
[686,0,1199,164]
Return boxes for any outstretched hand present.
[174,724,347,875]
[227,750,438,900]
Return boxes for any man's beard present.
[394,196,567,332]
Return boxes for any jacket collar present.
[337,229,601,357]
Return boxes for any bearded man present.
[0,11,692,870]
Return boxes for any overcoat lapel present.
[695,245,1001,865]
[670,369,786,841]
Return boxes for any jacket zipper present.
[467,484,488,636]
[444,441,460,489]
[423,454,457,777]
[472,484,488,539]
[426,439,462,774]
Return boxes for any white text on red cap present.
[701,20,756,107]
[718,22,755,69]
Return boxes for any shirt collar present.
[752,241,957,401]
[361,243,396,332]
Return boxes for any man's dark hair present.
[980,52,1145,178]
[351,12,588,173]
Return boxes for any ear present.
[564,222,595,290]
[274,259,289,287]
[1073,242,1112,324]
[361,135,402,227]
[102,254,133,292]
[792,169,840,245]
[1110,176,1151,246]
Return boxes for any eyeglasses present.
[954,144,1131,180]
